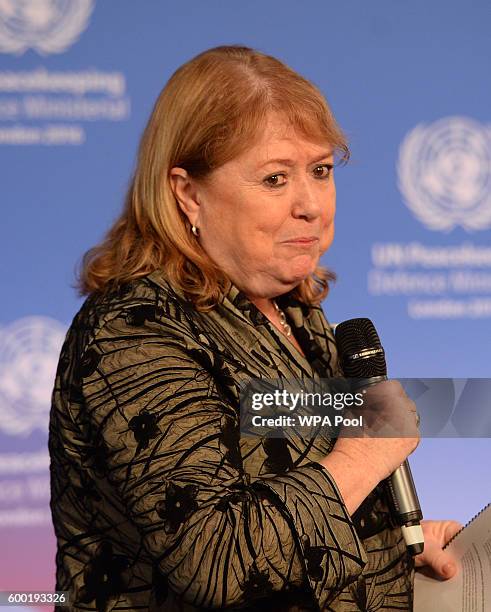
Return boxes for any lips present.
[282,237,319,244]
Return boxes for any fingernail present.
[443,563,455,577]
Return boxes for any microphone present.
[334,317,424,556]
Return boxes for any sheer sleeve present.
[78,305,367,609]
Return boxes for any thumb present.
[425,547,457,579]
[422,521,462,580]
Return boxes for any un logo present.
[0,0,94,55]
[0,316,66,437]
[397,117,491,232]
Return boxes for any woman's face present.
[175,114,336,299]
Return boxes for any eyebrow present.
[258,151,334,169]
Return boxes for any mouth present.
[282,237,319,246]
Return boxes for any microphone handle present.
[386,461,424,556]
[357,376,424,556]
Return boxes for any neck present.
[249,296,276,319]
[248,294,296,343]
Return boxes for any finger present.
[415,520,464,578]
[365,379,405,400]
[415,541,457,578]
[431,550,457,579]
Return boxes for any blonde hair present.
[77,45,349,310]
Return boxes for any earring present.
[191,225,199,237]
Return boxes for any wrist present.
[319,449,382,515]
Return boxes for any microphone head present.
[334,318,387,378]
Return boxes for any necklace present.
[272,301,292,337]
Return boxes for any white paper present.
[414,504,491,612]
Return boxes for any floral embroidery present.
[128,410,160,454]
[189,348,236,393]
[261,436,293,474]
[115,281,136,300]
[79,541,130,612]
[125,304,157,326]
[305,546,327,582]
[78,347,101,378]
[80,438,108,478]
[215,486,250,512]
[155,482,199,534]
[241,562,274,600]
[219,416,243,471]
[302,534,328,582]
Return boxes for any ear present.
[169,167,202,228]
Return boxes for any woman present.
[49,46,460,611]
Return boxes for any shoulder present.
[68,273,198,354]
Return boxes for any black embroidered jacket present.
[49,271,414,611]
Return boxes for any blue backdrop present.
[1,0,489,597]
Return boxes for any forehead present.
[244,115,332,166]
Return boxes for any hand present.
[415,520,463,579]
[321,380,420,514]
[332,380,421,482]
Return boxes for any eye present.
[312,164,333,179]
[264,173,287,188]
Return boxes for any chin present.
[284,259,318,284]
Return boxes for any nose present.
[290,176,323,221]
